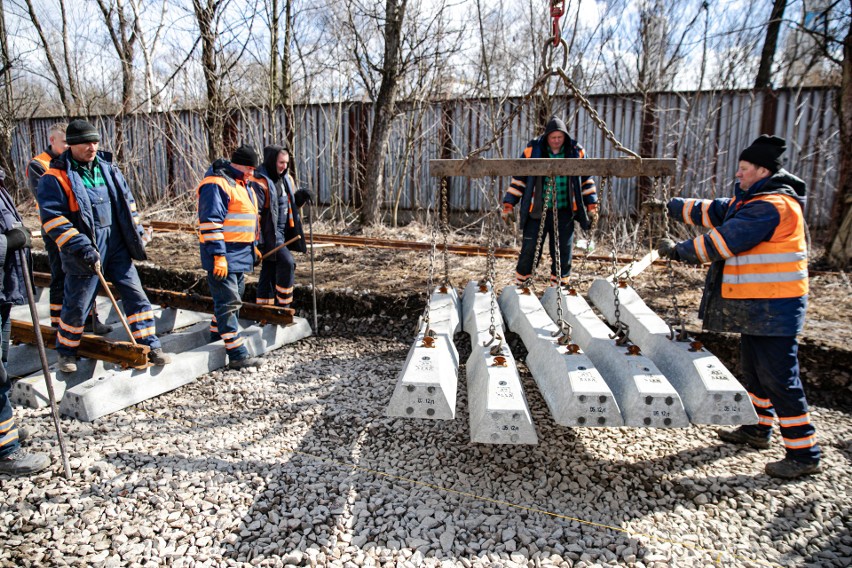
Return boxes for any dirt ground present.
[18,205,852,395]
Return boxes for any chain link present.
[483,177,503,352]
[528,177,554,292]
[441,177,450,286]
[608,223,630,345]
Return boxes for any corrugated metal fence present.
[11,87,839,228]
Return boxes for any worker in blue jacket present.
[500,116,598,288]
[0,168,50,477]
[251,145,311,308]
[658,135,820,479]
[197,145,262,370]
[36,120,171,373]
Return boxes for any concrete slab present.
[499,286,624,427]
[462,281,537,444]
[587,279,758,425]
[11,320,214,409]
[542,287,689,428]
[60,318,312,421]
[386,287,461,420]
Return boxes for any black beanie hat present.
[65,119,100,145]
[739,135,786,173]
[544,116,569,138]
[230,144,258,168]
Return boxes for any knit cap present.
[65,120,100,145]
[739,135,786,173]
[230,144,259,168]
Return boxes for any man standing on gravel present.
[36,119,172,373]
[251,145,311,309]
[0,167,50,476]
[500,115,598,288]
[657,135,820,479]
[27,122,111,336]
[197,145,263,370]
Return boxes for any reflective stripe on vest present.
[721,194,808,299]
[197,177,258,243]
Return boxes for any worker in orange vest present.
[658,135,820,479]
[196,145,262,370]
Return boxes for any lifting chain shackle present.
[660,175,689,341]
[483,177,504,354]
[547,174,572,345]
[608,223,630,345]
[528,175,555,292]
[441,177,451,287]
[550,0,565,46]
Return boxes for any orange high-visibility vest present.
[721,194,808,299]
[197,177,258,244]
[27,152,51,179]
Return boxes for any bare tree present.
[96,0,139,160]
[755,0,788,89]
[0,0,18,191]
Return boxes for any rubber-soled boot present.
[765,458,821,479]
[0,448,51,477]
[148,348,172,366]
[228,356,262,370]
[718,427,771,450]
[58,355,77,373]
[83,318,113,335]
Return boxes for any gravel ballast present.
[2,315,851,568]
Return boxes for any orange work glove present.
[212,255,228,280]
[500,203,514,224]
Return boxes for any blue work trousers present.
[516,208,575,286]
[43,229,65,326]
[0,304,19,459]
[207,272,250,362]
[56,228,160,356]
[256,247,295,307]
[738,334,820,464]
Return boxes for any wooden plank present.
[606,250,661,283]
[11,320,150,369]
[429,158,677,178]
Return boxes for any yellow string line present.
[132,407,780,568]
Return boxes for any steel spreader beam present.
[462,281,537,444]
[499,286,623,427]
[386,286,461,420]
[587,279,758,425]
[542,287,689,428]
[429,158,677,178]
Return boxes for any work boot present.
[0,448,51,477]
[718,427,771,450]
[765,458,821,479]
[148,349,172,366]
[228,356,262,370]
[58,355,77,373]
[83,318,113,335]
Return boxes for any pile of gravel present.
[3,315,851,567]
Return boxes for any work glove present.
[294,189,314,208]
[586,206,599,231]
[4,226,32,251]
[656,238,681,261]
[212,255,228,280]
[79,247,101,271]
[641,198,667,215]
[254,246,263,267]
[500,203,514,225]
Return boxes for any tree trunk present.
[281,0,295,153]
[826,23,852,269]
[194,0,223,162]
[269,0,279,139]
[359,0,407,227]
[754,0,787,89]
[0,0,18,195]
